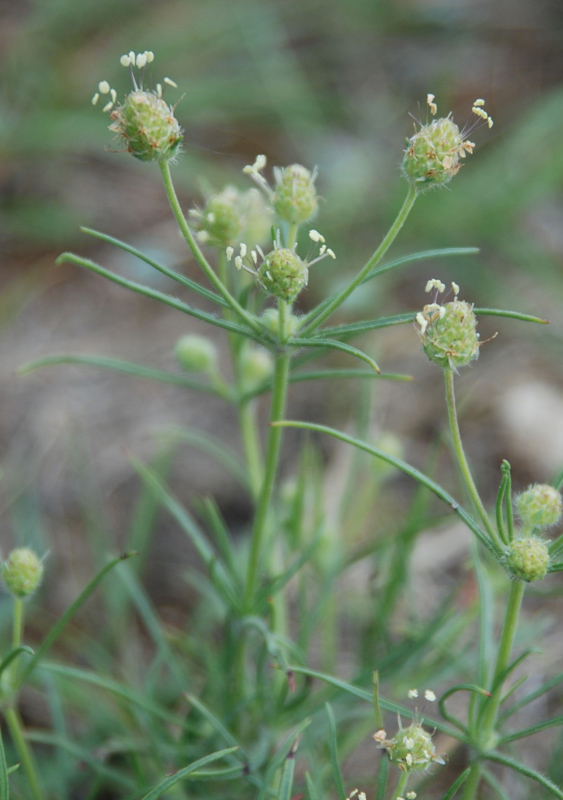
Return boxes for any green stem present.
[444,368,502,552]
[243,345,290,612]
[299,185,417,336]
[159,161,263,336]
[4,706,43,800]
[10,598,23,690]
[391,770,409,800]
[461,763,482,800]
[479,580,525,737]
[286,222,298,250]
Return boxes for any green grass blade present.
[18,354,226,396]
[438,768,471,800]
[79,226,229,308]
[311,312,415,340]
[485,751,563,798]
[25,731,135,790]
[139,746,240,800]
[159,426,249,489]
[18,552,136,686]
[305,772,321,800]
[292,338,380,373]
[325,703,346,800]
[289,665,462,739]
[39,662,186,727]
[0,724,9,800]
[473,308,549,324]
[56,253,260,341]
[256,720,311,800]
[0,646,34,678]
[273,421,492,552]
[277,739,298,800]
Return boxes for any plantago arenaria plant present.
[15,51,563,800]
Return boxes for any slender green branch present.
[392,771,409,800]
[4,707,43,800]
[244,347,291,611]
[444,368,503,552]
[159,161,263,336]
[299,186,417,336]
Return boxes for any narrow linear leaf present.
[376,756,389,800]
[19,553,136,685]
[273,421,492,552]
[292,338,380,373]
[25,730,135,790]
[57,253,260,341]
[485,751,563,799]
[438,768,472,800]
[39,662,187,727]
[306,772,321,800]
[0,724,9,800]
[19,355,226,397]
[481,767,511,800]
[361,247,480,285]
[325,703,347,800]
[473,308,549,324]
[80,226,229,308]
[500,670,563,722]
[288,665,462,739]
[312,312,415,340]
[0,646,34,678]
[499,715,563,744]
[439,684,488,733]
[241,369,411,403]
[277,740,298,800]
[184,694,245,759]
[139,747,240,800]
[256,719,311,800]
[159,426,248,488]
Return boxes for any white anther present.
[128,51,136,63]
[251,250,258,264]
[424,689,437,702]
[110,88,117,103]
[406,794,417,799]
[196,230,209,242]
[102,101,114,113]
[451,282,459,296]
[164,77,178,88]
[319,244,326,255]
[373,729,387,742]
[99,81,111,94]
[487,117,494,128]
[240,243,247,258]
[156,83,162,98]
[473,98,485,107]
[326,248,336,259]
[255,154,266,170]
[146,51,155,63]
[405,738,414,750]
[439,306,446,319]
[407,688,419,699]
[136,53,147,68]
[406,754,413,767]
[91,93,100,106]
[358,794,367,800]
[234,256,243,271]
[120,54,131,67]
[427,93,437,115]
[226,247,234,261]
[416,313,428,334]
[425,279,446,293]
[206,212,215,223]
[309,229,325,243]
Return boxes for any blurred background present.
[1,0,563,617]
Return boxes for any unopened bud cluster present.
[272,164,318,225]
[517,484,562,528]
[416,280,480,370]
[175,334,217,373]
[190,187,271,249]
[93,50,182,163]
[403,95,492,192]
[374,723,445,772]
[502,484,561,582]
[1,548,43,598]
[505,537,550,583]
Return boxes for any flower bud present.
[175,335,217,373]
[505,537,550,582]
[374,723,445,772]
[109,90,182,162]
[418,300,479,370]
[240,346,274,389]
[1,548,44,598]
[261,307,300,338]
[258,248,308,302]
[516,484,562,527]
[403,117,466,191]
[272,164,318,225]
